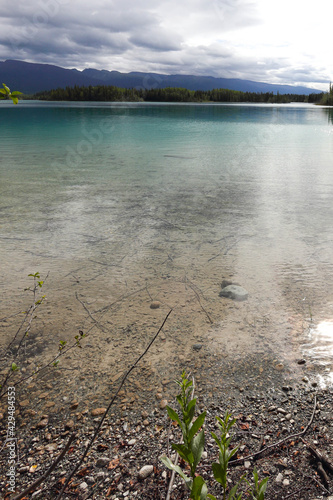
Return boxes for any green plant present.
[161,371,207,499]
[161,373,268,500]
[0,83,22,104]
[247,467,268,500]
[210,412,245,500]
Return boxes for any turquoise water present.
[1,101,333,381]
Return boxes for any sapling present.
[161,371,208,499]
[162,373,268,500]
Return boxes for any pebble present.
[96,457,111,468]
[65,419,75,430]
[193,344,203,351]
[282,479,290,486]
[277,408,287,415]
[128,439,136,446]
[91,408,106,417]
[159,399,168,409]
[244,461,251,469]
[150,301,161,309]
[80,482,88,490]
[37,418,49,429]
[138,465,154,479]
[275,473,283,483]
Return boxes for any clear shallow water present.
[1,101,333,382]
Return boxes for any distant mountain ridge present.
[0,59,323,95]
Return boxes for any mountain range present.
[0,59,323,96]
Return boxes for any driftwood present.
[302,438,333,491]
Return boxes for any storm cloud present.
[0,0,331,89]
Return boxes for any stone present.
[150,301,161,309]
[138,465,154,479]
[79,482,88,490]
[219,285,248,301]
[65,419,75,430]
[91,408,106,417]
[193,344,203,351]
[128,439,136,446]
[37,418,48,429]
[96,457,111,468]
[45,443,58,452]
[275,473,283,483]
[159,399,168,409]
[282,479,290,486]
[244,461,251,469]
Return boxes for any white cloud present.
[0,0,331,89]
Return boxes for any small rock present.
[70,401,79,410]
[143,419,150,426]
[219,285,248,301]
[277,408,287,414]
[37,418,48,429]
[244,461,251,469]
[285,414,292,421]
[65,419,75,430]
[128,439,136,446]
[91,408,106,417]
[283,479,290,486]
[45,443,58,452]
[275,473,283,483]
[19,399,30,407]
[297,359,306,365]
[138,465,154,479]
[193,344,203,351]
[79,482,88,491]
[275,363,284,371]
[159,399,168,409]
[150,301,161,309]
[155,393,162,400]
[96,457,111,468]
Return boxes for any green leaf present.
[191,429,205,471]
[166,406,184,432]
[11,362,19,372]
[160,456,192,488]
[11,91,23,96]
[188,411,206,442]
[11,97,19,105]
[172,443,193,465]
[0,88,6,94]
[2,83,10,93]
[207,495,218,500]
[191,475,208,500]
[212,462,224,485]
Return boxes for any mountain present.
[0,59,323,96]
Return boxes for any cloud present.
[0,0,331,89]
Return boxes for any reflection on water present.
[1,102,333,386]
[303,320,333,363]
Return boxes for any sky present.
[0,0,331,90]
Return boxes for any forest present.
[33,84,329,104]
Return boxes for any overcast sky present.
[0,0,331,90]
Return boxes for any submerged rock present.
[219,285,248,301]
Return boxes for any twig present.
[75,292,109,333]
[11,432,76,500]
[56,309,172,500]
[230,394,317,466]
[166,454,179,500]
[183,278,213,324]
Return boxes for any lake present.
[1,101,333,387]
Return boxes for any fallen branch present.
[183,278,213,324]
[11,432,76,500]
[56,309,173,500]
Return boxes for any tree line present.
[33,84,332,104]
[33,84,312,103]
